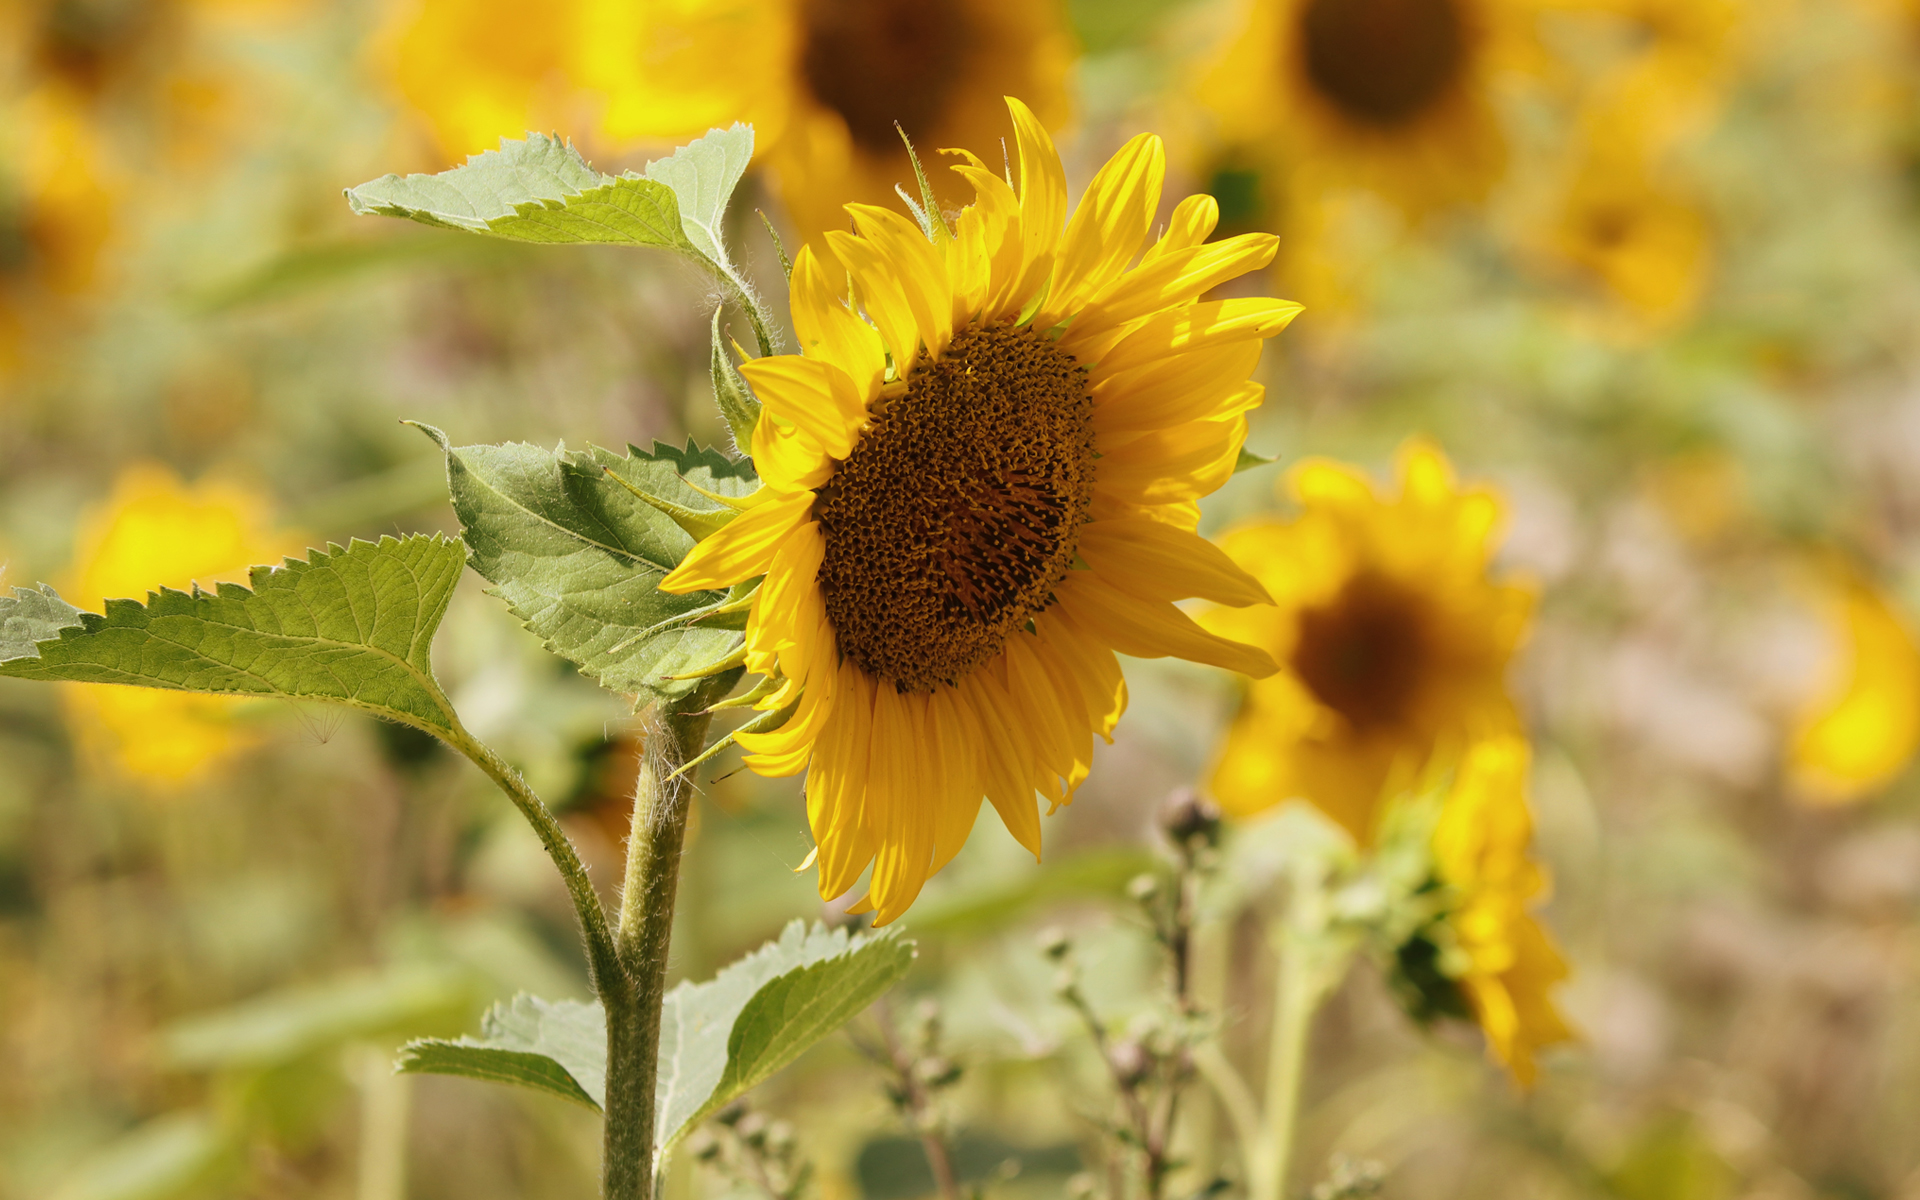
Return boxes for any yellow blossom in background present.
[659,98,1296,922]
[60,465,304,789]
[1197,0,1544,217]
[1204,440,1533,841]
[577,0,1076,247]
[1789,571,1920,804]
[1430,735,1574,1086]
[0,85,119,367]
[384,0,590,163]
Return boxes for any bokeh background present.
[6,0,1920,1197]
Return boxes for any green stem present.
[445,723,622,997]
[601,682,730,1200]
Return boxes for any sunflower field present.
[4,1,1920,1198]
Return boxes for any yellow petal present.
[751,417,834,492]
[1055,572,1277,678]
[659,490,812,593]
[1139,194,1220,266]
[1083,298,1303,380]
[1092,406,1252,509]
[1037,132,1165,327]
[1077,518,1272,607]
[738,355,866,459]
[1070,234,1281,344]
[1007,95,1067,311]
[790,244,886,397]
[1091,338,1265,434]
[847,205,954,361]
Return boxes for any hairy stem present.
[446,724,622,996]
[602,683,729,1200]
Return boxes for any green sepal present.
[602,461,737,540]
[1234,446,1279,474]
[711,305,763,453]
[666,697,797,782]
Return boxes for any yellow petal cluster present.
[1204,440,1533,841]
[60,466,304,790]
[660,98,1299,923]
[1431,735,1574,1086]
[1789,571,1920,804]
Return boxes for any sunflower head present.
[660,98,1299,922]
[1204,439,1532,841]
[60,465,303,789]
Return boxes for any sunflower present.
[659,99,1298,922]
[0,85,117,367]
[577,0,1075,246]
[1196,0,1545,216]
[61,466,304,789]
[1202,440,1533,842]
[1428,735,1573,1086]
[1789,570,1920,804]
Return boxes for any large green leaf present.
[398,994,606,1111]
[0,536,466,737]
[344,134,695,254]
[421,426,759,703]
[161,964,473,1070]
[659,921,914,1152]
[393,923,913,1165]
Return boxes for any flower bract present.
[661,98,1299,922]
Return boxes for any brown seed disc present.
[813,323,1095,692]
[798,0,971,154]
[1290,571,1432,731]
[1296,0,1469,129]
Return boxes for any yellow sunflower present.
[577,0,1076,246]
[659,99,1299,923]
[61,465,304,789]
[1789,570,1920,804]
[1202,440,1533,842]
[1196,0,1545,215]
[1430,735,1574,1086]
[0,85,118,367]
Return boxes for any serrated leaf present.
[346,134,698,257]
[1234,446,1279,474]
[399,994,606,1111]
[0,536,465,737]
[386,924,911,1167]
[420,424,759,703]
[711,305,762,453]
[654,921,913,1153]
[643,125,754,274]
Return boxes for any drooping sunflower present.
[1428,735,1574,1086]
[61,466,304,788]
[660,99,1298,922]
[1202,440,1533,842]
[1196,0,1544,215]
[577,0,1075,246]
[1789,570,1920,804]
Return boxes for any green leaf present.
[655,920,914,1153]
[345,134,697,256]
[711,305,762,453]
[0,536,466,737]
[398,994,606,1111]
[387,922,913,1168]
[160,964,473,1069]
[643,125,754,275]
[1234,446,1279,474]
[420,424,760,703]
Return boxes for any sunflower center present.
[1296,0,1467,128]
[798,0,970,154]
[813,323,1095,693]
[1290,571,1429,732]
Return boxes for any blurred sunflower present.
[1203,440,1533,841]
[1789,570,1920,804]
[0,85,118,367]
[577,0,1076,245]
[383,0,591,162]
[61,465,304,789]
[1426,735,1574,1086]
[1197,0,1543,215]
[660,98,1298,922]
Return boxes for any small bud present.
[688,1129,721,1162]
[914,1055,963,1089]
[766,1120,796,1153]
[736,1112,769,1148]
[1162,788,1222,851]
[1127,873,1160,904]
[715,1101,748,1127]
[1108,1038,1152,1087]
[1036,925,1073,960]
[1051,965,1079,999]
